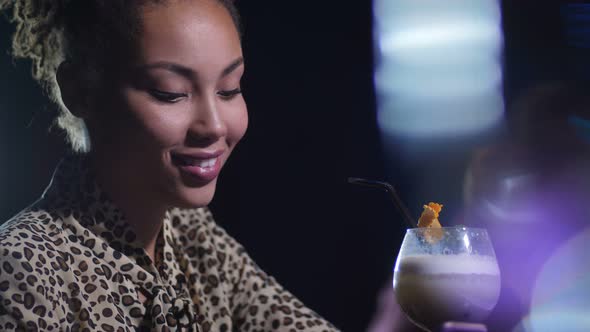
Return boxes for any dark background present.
[0,1,572,331]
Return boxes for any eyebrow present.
[139,57,244,79]
[222,57,244,77]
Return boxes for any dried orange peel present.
[417,202,444,243]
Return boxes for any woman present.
[0,0,339,331]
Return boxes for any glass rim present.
[405,226,488,232]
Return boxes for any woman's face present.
[90,0,247,207]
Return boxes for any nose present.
[186,96,227,146]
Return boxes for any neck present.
[90,154,167,262]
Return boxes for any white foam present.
[395,254,500,275]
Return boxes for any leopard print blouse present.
[0,155,339,331]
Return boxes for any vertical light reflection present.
[373,0,504,138]
[463,233,471,251]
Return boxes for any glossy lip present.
[170,149,225,183]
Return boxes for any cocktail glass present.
[393,227,500,332]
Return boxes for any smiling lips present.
[171,151,223,182]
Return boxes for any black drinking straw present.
[347,177,416,229]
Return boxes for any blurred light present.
[562,4,590,49]
[569,115,590,143]
[373,0,504,139]
[514,227,590,332]
[482,199,539,225]
[380,22,501,61]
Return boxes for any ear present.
[56,61,91,119]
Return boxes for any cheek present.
[223,99,248,147]
[121,92,192,148]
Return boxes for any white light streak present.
[373,0,504,138]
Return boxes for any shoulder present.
[0,204,70,293]
[0,206,69,326]
[0,204,64,253]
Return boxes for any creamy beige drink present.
[394,254,500,331]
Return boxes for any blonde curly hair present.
[0,0,240,152]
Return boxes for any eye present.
[149,89,188,103]
[217,88,242,100]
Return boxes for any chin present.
[172,179,218,208]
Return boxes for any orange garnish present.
[428,202,443,217]
[417,202,444,243]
